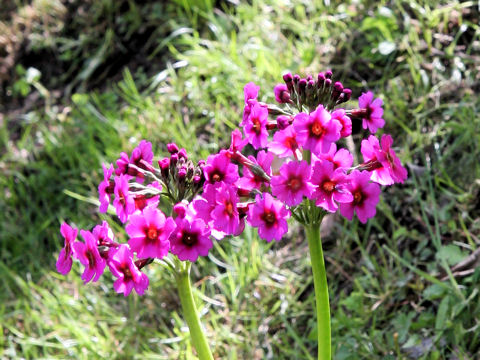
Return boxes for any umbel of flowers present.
[57,69,407,360]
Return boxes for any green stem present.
[306,223,331,360]
[176,263,214,360]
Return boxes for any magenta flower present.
[293,105,342,155]
[126,207,175,259]
[339,171,381,223]
[236,150,273,191]
[113,174,135,223]
[243,102,269,149]
[73,230,106,284]
[98,163,115,213]
[203,151,239,185]
[134,181,162,211]
[115,152,130,176]
[271,160,313,206]
[211,183,241,235]
[361,134,408,185]
[128,140,154,182]
[108,244,149,296]
[274,83,290,103]
[358,91,385,134]
[315,143,353,170]
[309,160,353,212]
[92,220,115,246]
[56,222,78,275]
[267,125,300,158]
[115,140,154,182]
[229,129,248,153]
[242,82,260,126]
[247,193,290,242]
[170,217,213,262]
[331,109,352,138]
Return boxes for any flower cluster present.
[57,70,407,296]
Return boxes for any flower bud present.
[276,115,291,130]
[331,81,344,101]
[342,88,352,102]
[158,157,170,178]
[178,148,188,160]
[324,70,333,79]
[317,72,325,86]
[167,143,179,154]
[173,202,188,218]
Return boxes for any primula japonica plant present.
[57,69,407,359]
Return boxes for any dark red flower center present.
[288,177,302,191]
[106,180,115,194]
[120,264,133,281]
[225,201,234,216]
[322,180,336,193]
[86,250,95,268]
[252,118,261,135]
[284,136,298,150]
[181,231,198,247]
[135,196,147,210]
[366,106,373,118]
[353,190,363,205]
[310,121,324,137]
[211,171,223,182]
[146,226,158,242]
[261,210,277,226]
[118,190,126,207]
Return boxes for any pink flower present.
[236,150,273,191]
[331,109,352,138]
[115,152,130,176]
[242,82,260,126]
[113,174,135,223]
[56,222,78,275]
[92,221,115,246]
[98,163,115,213]
[229,129,248,153]
[243,102,269,149]
[315,143,353,170]
[244,82,259,105]
[361,135,408,185]
[309,160,353,212]
[274,83,290,103]
[211,183,241,235]
[271,160,313,206]
[339,171,381,223]
[247,193,290,242]
[170,217,213,262]
[293,105,342,155]
[358,91,385,134]
[115,140,154,182]
[126,207,175,259]
[203,151,239,185]
[73,230,106,284]
[267,125,300,158]
[108,244,149,296]
[133,181,162,211]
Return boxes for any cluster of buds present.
[57,69,407,297]
[276,70,352,112]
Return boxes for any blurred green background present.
[1,0,479,359]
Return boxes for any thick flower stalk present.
[57,69,407,359]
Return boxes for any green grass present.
[1,0,480,358]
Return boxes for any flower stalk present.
[305,223,331,360]
[176,262,214,360]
